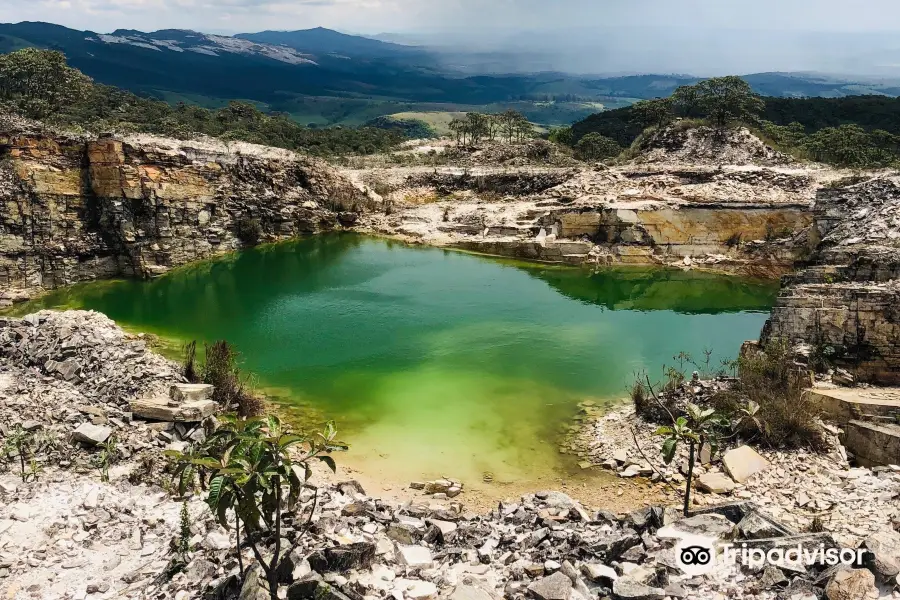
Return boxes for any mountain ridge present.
[4,20,900,121]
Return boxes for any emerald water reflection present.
[11,234,778,485]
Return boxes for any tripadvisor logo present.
[675,536,719,576]
[675,535,866,577]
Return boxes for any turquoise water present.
[13,234,778,485]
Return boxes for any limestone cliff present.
[355,162,820,276]
[0,130,370,301]
[762,176,900,384]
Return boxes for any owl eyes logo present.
[674,537,717,575]
[679,545,712,566]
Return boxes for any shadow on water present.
[7,233,780,486]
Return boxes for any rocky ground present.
[573,400,900,549]
[3,312,900,600]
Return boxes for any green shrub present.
[184,340,266,417]
[575,133,621,161]
[713,339,825,449]
[168,416,346,600]
[235,216,263,246]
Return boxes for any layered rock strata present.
[0,130,370,300]
[763,177,900,384]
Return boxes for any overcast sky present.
[5,0,900,35]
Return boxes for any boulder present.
[288,575,351,600]
[581,563,617,585]
[757,566,788,590]
[738,511,785,540]
[450,584,498,600]
[825,569,878,600]
[396,544,434,569]
[185,559,217,581]
[130,396,217,422]
[387,523,423,545]
[592,530,641,561]
[657,514,737,542]
[394,579,438,600]
[526,571,572,600]
[696,473,735,494]
[861,529,900,580]
[276,547,311,584]
[722,446,770,483]
[308,542,376,573]
[426,518,458,540]
[424,479,453,494]
[611,577,666,600]
[202,530,231,551]
[169,383,214,402]
[336,480,366,496]
[238,566,269,600]
[620,465,642,478]
[72,423,112,446]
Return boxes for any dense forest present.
[0,48,406,156]
[573,95,900,146]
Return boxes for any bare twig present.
[629,426,682,496]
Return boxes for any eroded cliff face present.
[0,131,370,301]
[356,162,820,277]
[762,177,900,384]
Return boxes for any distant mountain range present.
[3,21,900,117]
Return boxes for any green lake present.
[12,234,779,488]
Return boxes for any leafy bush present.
[235,216,263,246]
[365,116,435,139]
[168,416,345,600]
[575,132,621,161]
[570,76,900,167]
[802,124,899,168]
[712,340,825,449]
[655,402,727,516]
[1,424,36,482]
[183,340,265,417]
[548,126,575,146]
[182,340,198,383]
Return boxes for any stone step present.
[844,420,900,468]
[805,386,900,424]
[170,383,214,402]
[130,396,217,423]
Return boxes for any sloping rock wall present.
[0,131,369,300]
[762,177,900,384]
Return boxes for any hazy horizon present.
[6,0,900,76]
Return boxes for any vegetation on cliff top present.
[566,76,900,168]
[0,48,405,156]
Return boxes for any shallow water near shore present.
[12,234,778,491]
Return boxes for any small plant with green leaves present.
[2,424,36,483]
[168,415,346,600]
[25,458,42,483]
[178,501,191,556]
[94,435,118,483]
[654,401,728,516]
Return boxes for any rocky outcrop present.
[359,160,822,276]
[0,130,370,301]
[635,126,794,166]
[762,176,900,384]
